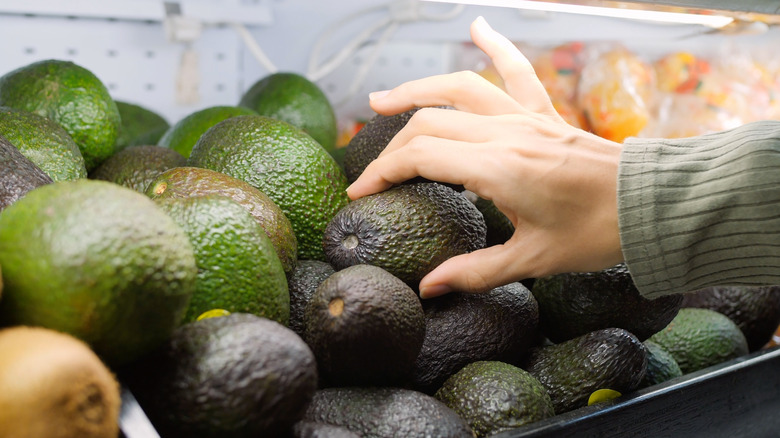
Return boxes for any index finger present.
[470,16,558,116]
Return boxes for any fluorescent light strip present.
[423,0,734,28]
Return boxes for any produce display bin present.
[495,346,780,438]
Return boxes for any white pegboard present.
[317,41,455,122]
[0,14,244,124]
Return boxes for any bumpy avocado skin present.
[413,282,540,394]
[323,182,486,288]
[435,360,554,438]
[188,114,349,261]
[649,307,749,374]
[302,387,475,438]
[123,313,318,438]
[287,260,335,337]
[343,108,421,183]
[304,264,425,387]
[681,285,780,351]
[147,166,298,274]
[639,340,683,388]
[0,134,52,211]
[523,327,648,414]
[532,263,683,343]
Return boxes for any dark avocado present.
[532,263,683,342]
[323,182,486,288]
[0,134,52,211]
[522,327,648,414]
[302,387,475,438]
[639,340,683,388]
[287,259,335,337]
[122,313,318,437]
[303,264,425,387]
[413,282,540,394]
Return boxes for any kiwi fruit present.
[0,326,121,438]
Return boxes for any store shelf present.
[495,346,780,438]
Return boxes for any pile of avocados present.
[0,57,778,438]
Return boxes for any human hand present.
[346,16,624,298]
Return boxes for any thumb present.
[419,243,530,298]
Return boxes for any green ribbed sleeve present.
[618,120,780,299]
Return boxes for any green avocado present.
[146,166,298,274]
[159,105,258,158]
[0,59,120,171]
[113,100,169,150]
[532,263,683,342]
[239,72,338,154]
[640,340,683,388]
[89,145,186,193]
[648,307,749,374]
[155,195,289,325]
[323,182,486,288]
[0,134,53,212]
[0,106,87,182]
[302,387,475,438]
[188,114,349,261]
[303,264,424,387]
[435,360,554,437]
[122,313,318,437]
[523,327,648,414]
[681,285,780,351]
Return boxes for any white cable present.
[231,22,278,74]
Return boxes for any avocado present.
[122,313,318,437]
[89,145,186,193]
[413,282,540,394]
[239,72,338,154]
[435,361,554,437]
[302,387,475,438]
[146,166,298,274]
[292,421,360,438]
[323,182,486,288]
[0,326,121,438]
[462,190,515,247]
[639,339,683,388]
[113,100,169,150]
[681,285,780,351]
[0,133,52,211]
[532,263,683,342]
[0,59,120,171]
[188,114,350,261]
[0,179,197,366]
[155,195,290,325]
[303,264,425,387]
[522,327,648,414]
[287,259,335,337]
[158,105,257,158]
[342,108,421,183]
[0,106,87,181]
[648,307,749,374]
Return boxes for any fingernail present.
[369,90,391,101]
[419,284,452,299]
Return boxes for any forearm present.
[618,120,780,299]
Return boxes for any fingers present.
[419,242,532,298]
[470,16,558,116]
[346,135,485,200]
[369,70,523,116]
[376,107,491,158]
